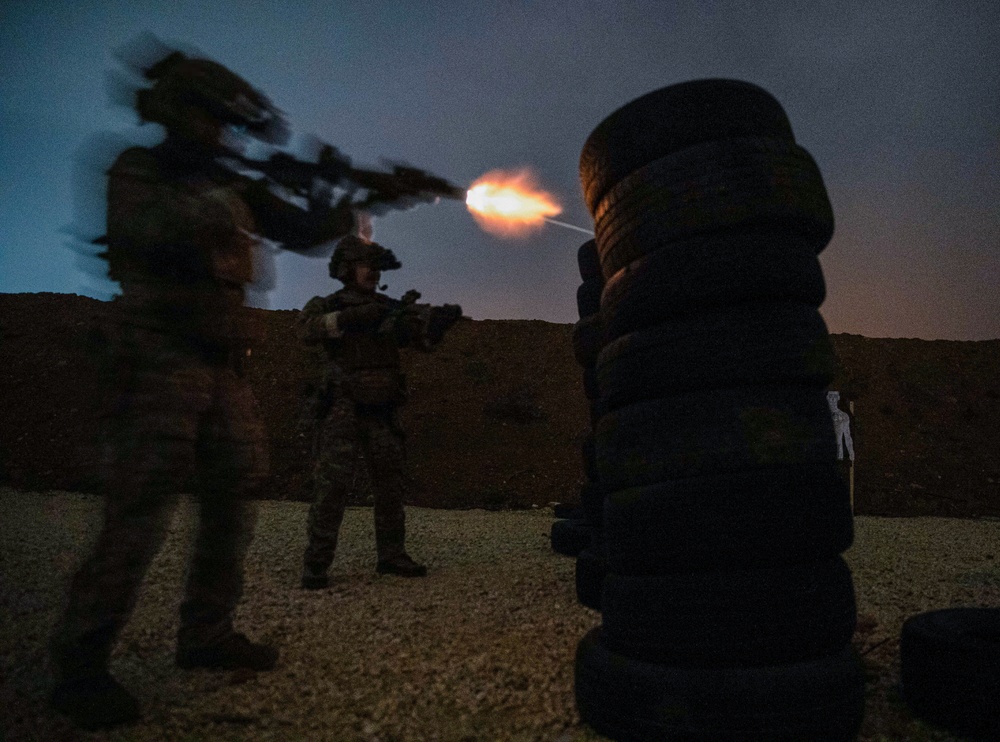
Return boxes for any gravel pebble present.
[2,488,999,741]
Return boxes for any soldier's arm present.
[240,178,354,255]
[296,295,339,343]
[300,294,394,343]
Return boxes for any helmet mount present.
[328,235,401,284]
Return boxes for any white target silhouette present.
[827,391,854,461]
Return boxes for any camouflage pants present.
[303,395,407,571]
[51,327,269,678]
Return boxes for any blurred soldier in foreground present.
[298,235,461,588]
[50,49,357,730]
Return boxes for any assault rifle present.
[380,289,463,350]
[223,143,465,215]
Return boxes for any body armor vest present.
[104,146,261,348]
[326,289,407,405]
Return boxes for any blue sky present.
[2,1,998,338]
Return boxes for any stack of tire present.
[572,79,865,740]
[901,607,1000,740]
[572,239,609,611]
[551,240,606,591]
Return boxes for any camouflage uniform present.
[51,145,271,679]
[51,52,351,706]
[298,239,460,582]
[298,287,412,571]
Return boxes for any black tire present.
[580,481,605,527]
[603,463,852,575]
[575,542,606,612]
[577,238,601,281]
[600,557,857,667]
[575,627,865,742]
[571,313,604,368]
[596,302,836,413]
[581,433,599,484]
[595,386,836,491]
[588,397,604,428]
[576,279,603,319]
[580,79,795,214]
[550,517,594,557]
[901,608,1000,740]
[553,502,582,520]
[582,367,599,401]
[600,232,826,342]
[594,138,833,278]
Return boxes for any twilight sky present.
[2,1,998,339]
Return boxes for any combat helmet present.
[135,50,289,148]
[329,235,402,283]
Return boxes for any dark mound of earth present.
[2,293,998,518]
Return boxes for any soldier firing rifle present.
[297,236,462,588]
[50,40,461,732]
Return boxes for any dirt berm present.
[2,292,998,518]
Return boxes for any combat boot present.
[376,553,427,577]
[301,563,330,590]
[51,671,140,730]
[176,631,278,671]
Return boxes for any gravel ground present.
[2,488,999,742]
